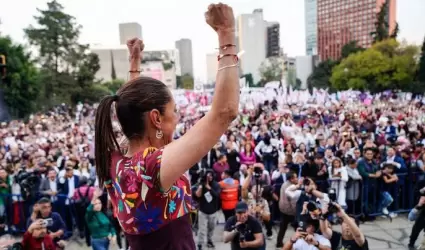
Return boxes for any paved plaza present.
[60,215,421,250]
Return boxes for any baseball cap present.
[235,201,248,213]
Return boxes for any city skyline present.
[0,0,424,82]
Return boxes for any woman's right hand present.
[126,38,144,60]
[204,3,235,34]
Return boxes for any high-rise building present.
[119,22,142,45]
[305,0,318,55]
[317,0,396,60]
[91,46,129,81]
[206,52,218,84]
[237,9,267,84]
[266,22,280,58]
[175,39,194,77]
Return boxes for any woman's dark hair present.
[94,77,171,186]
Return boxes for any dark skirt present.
[126,214,195,250]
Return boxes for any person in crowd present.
[224,141,240,176]
[345,158,363,215]
[240,143,256,167]
[22,219,56,250]
[241,165,271,239]
[57,166,79,232]
[302,154,329,192]
[328,158,348,208]
[213,155,229,182]
[0,168,10,227]
[195,169,221,249]
[85,188,116,250]
[379,163,399,217]
[223,201,265,250]
[320,203,368,250]
[27,198,67,249]
[219,169,239,221]
[357,148,382,217]
[94,5,239,249]
[72,177,96,244]
[254,134,278,172]
[39,168,58,202]
[276,172,299,249]
[283,217,331,250]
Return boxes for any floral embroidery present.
[168,200,176,213]
[125,173,139,193]
[134,204,162,233]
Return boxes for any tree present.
[371,1,399,43]
[307,59,339,90]
[295,78,302,90]
[104,79,125,93]
[341,41,365,59]
[181,73,194,89]
[417,36,425,84]
[331,39,419,93]
[24,0,101,107]
[0,36,41,118]
[259,57,283,84]
[111,50,117,80]
[286,68,296,87]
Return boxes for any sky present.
[1,0,424,82]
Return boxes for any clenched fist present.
[126,38,144,60]
[205,3,235,33]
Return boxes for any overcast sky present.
[1,0,424,81]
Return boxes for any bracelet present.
[217,54,238,62]
[129,70,141,73]
[217,63,239,71]
[217,44,236,50]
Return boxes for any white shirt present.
[292,233,331,250]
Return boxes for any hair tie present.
[112,95,119,101]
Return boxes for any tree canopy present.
[259,57,283,85]
[417,36,425,84]
[330,39,418,93]
[0,36,41,118]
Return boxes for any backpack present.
[74,187,90,209]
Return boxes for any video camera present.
[253,166,262,179]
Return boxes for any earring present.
[156,129,163,139]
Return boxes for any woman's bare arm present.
[161,4,239,191]
[127,38,144,81]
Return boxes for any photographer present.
[223,201,265,250]
[22,219,55,250]
[283,217,331,250]
[319,203,368,250]
[195,169,221,250]
[27,198,67,249]
[241,164,271,238]
[408,184,425,249]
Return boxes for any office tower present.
[237,9,267,84]
[119,22,142,45]
[317,0,396,60]
[92,46,129,81]
[305,0,318,55]
[175,39,194,77]
[266,22,280,58]
[206,52,218,84]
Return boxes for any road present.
[62,215,421,250]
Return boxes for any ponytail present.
[95,96,120,187]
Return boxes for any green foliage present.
[0,36,41,118]
[331,39,419,93]
[390,23,400,39]
[181,73,194,89]
[418,36,425,84]
[162,62,173,71]
[24,0,101,108]
[243,73,254,87]
[259,57,283,84]
[341,41,365,59]
[71,84,111,104]
[307,59,339,90]
[176,75,182,88]
[295,78,302,90]
[104,79,125,93]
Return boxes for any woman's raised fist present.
[205,3,235,33]
[126,38,144,60]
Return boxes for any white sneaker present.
[382,208,389,215]
[389,212,397,218]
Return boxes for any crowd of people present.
[0,88,423,250]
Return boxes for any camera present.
[253,166,262,178]
[235,223,250,242]
[41,218,53,227]
[298,220,307,232]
